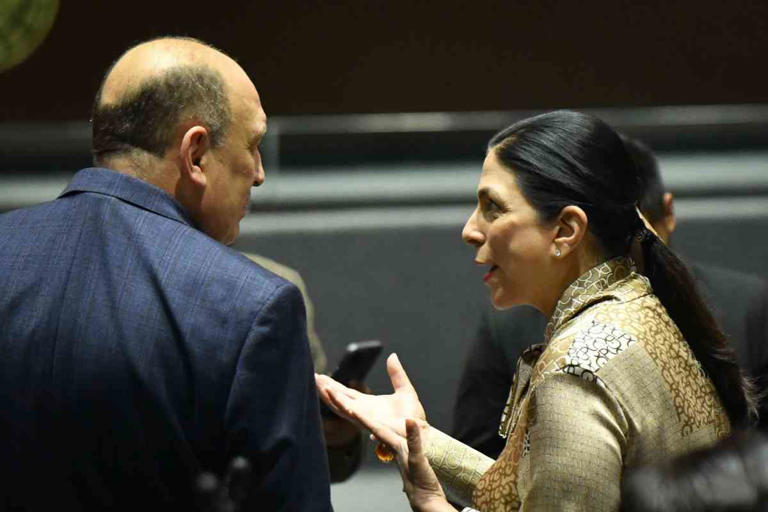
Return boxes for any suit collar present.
[60,168,195,228]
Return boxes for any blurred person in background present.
[317,110,756,512]
[0,37,332,510]
[452,135,768,461]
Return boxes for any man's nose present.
[253,164,265,187]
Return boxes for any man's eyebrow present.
[250,127,268,147]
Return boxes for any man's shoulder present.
[0,196,62,225]
[175,237,293,296]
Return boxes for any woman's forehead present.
[479,154,518,189]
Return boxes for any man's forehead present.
[243,95,267,129]
[101,39,220,105]
[240,104,267,142]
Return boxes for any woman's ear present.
[179,125,210,188]
[552,205,588,258]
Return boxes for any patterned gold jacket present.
[425,257,730,511]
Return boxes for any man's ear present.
[179,125,210,187]
[648,192,677,244]
[552,205,588,258]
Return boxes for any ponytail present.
[639,228,758,427]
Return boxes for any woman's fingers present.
[386,353,416,393]
[316,375,357,420]
[367,421,405,454]
[315,373,357,397]
[314,374,331,399]
[405,418,430,480]
[404,418,447,505]
[328,389,405,449]
[325,388,362,425]
[318,389,346,419]
[405,418,423,459]
[315,373,364,403]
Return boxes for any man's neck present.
[104,156,177,197]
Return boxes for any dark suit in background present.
[453,261,768,459]
[0,168,332,510]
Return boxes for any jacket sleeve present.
[224,282,332,511]
[518,372,627,512]
[424,427,495,507]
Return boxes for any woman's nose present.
[462,209,484,247]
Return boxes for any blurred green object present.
[0,0,59,73]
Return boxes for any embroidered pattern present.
[474,404,527,511]
[558,321,637,383]
[544,258,634,341]
[522,429,531,457]
[424,429,493,506]
[591,298,728,437]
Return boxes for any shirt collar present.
[59,167,196,228]
[544,256,640,341]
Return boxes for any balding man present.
[0,37,332,510]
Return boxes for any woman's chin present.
[490,292,517,310]
[489,287,536,311]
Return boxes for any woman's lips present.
[483,265,498,282]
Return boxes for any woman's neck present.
[539,246,608,319]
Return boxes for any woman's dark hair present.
[621,431,768,511]
[489,110,756,427]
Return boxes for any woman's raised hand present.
[315,353,426,438]
[315,354,453,512]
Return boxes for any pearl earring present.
[554,247,561,257]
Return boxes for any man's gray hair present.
[91,63,231,165]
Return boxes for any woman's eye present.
[483,201,502,218]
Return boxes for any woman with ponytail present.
[316,110,756,512]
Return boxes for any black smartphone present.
[331,340,382,386]
[321,340,382,417]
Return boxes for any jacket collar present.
[59,168,196,228]
[544,256,642,341]
[499,257,647,438]
[499,343,546,438]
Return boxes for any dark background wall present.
[3,0,768,120]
